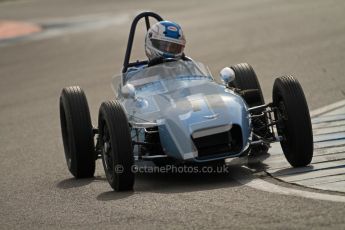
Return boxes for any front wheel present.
[59,86,95,178]
[273,76,313,167]
[98,100,135,191]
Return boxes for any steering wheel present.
[147,57,178,67]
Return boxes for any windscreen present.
[122,59,212,87]
[111,60,227,126]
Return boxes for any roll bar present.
[122,12,164,73]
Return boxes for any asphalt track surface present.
[1,0,345,229]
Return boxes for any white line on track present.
[233,167,345,203]
[310,99,345,118]
[231,99,345,203]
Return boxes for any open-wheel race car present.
[59,12,313,191]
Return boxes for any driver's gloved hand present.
[148,57,164,67]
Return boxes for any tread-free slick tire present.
[98,100,135,191]
[59,86,95,178]
[230,63,265,107]
[273,76,313,167]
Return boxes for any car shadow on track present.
[57,176,106,189]
[246,152,271,172]
[96,155,272,202]
[97,190,134,201]
[140,170,237,191]
[96,170,241,201]
[268,165,315,177]
[57,153,272,202]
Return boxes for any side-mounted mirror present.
[220,67,235,85]
[121,84,136,99]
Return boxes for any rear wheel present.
[230,63,265,107]
[59,86,95,178]
[98,100,135,191]
[273,76,313,167]
[230,63,269,154]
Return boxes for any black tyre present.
[230,63,269,154]
[59,86,95,178]
[273,76,313,167]
[230,63,265,107]
[98,100,135,191]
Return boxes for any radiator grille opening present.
[192,125,243,158]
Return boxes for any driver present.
[125,21,186,79]
[145,21,186,63]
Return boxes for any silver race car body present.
[113,60,251,162]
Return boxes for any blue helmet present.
[145,21,186,60]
